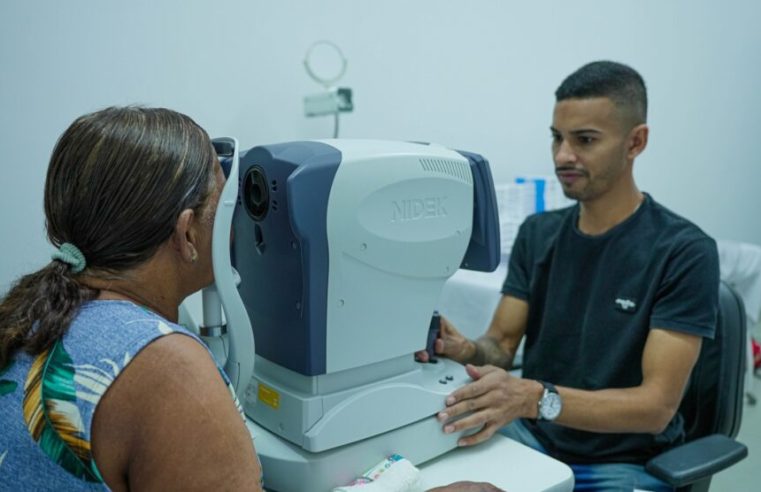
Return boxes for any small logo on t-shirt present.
[615,297,637,313]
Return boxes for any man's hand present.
[437,364,543,447]
[415,316,476,363]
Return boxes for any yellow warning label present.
[258,384,280,409]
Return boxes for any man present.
[419,61,719,491]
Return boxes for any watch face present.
[541,392,562,420]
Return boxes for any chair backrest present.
[679,281,747,441]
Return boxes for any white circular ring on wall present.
[303,40,347,88]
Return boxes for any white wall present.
[2,0,760,294]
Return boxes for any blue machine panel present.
[456,150,501,272]
[233,141,340,376]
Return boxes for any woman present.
[0,106,262,490]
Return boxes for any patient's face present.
[550,97,631,202]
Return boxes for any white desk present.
[419,434,573,492]
[249,418,574,492]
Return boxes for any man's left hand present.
[437,364,542,447]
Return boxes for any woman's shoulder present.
[67,300,196,357]
[91,332,260,489]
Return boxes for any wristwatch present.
[537,381,562,421]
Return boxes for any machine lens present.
[244,166,269,220]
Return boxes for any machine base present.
[246,414,462,491]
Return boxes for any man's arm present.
[416,295,529,370]
[551,327,701,433]
[469,296,529,369]
[439,327,702,446]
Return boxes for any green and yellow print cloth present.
[0,300,247,490]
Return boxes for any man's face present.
[551,97,632,202]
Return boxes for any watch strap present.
[541,381,558,394]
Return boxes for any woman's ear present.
[173,208,198,263]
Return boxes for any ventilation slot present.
[419,158,472,183]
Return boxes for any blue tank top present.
[0,300,245,490]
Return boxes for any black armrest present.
[645,434,748,487]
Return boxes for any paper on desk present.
[332,454,424,492]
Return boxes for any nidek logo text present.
[391,196,448,222]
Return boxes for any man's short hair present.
[555,61,647,124]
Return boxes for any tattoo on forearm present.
[470,336,513,369]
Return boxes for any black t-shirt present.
[502,193,719,464]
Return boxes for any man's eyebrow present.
[571,128,602,135]
[551,126,603,134]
